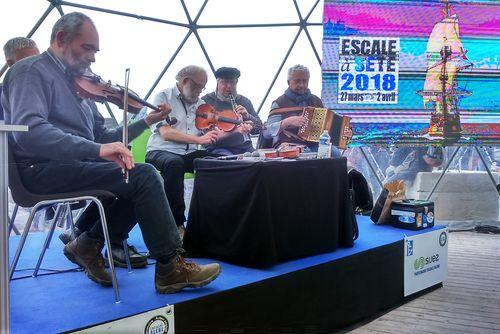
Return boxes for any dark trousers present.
[74,199,134,245]
[146,150,219,226]
[19,160,182,261]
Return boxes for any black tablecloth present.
[183,157,355,267]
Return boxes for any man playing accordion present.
[262,64,342,157]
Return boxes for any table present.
[183,157,355,267]
[0,124,28,334]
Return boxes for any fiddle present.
[195,103,248,132]
[73,71,176,125]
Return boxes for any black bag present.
[370,188,388,224]
[340,168,371,245]
[347,167,373,214]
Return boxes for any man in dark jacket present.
[2,12,220,293]
[202,67,262,155]
[0,37,39,120]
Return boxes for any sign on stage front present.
[75,304,175,334]
[404,228,448,297]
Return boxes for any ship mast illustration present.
[417,0,472,140]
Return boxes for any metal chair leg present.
[93,198,120,303]
[33,204,63,277]
[9,203,43,279]
[123,240,132,273]
[67,203,76,234]
[8,204,20,235]
[46,204,66,249]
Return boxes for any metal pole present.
[425,146,461,201]
[292,0,322,66]
[0,131,10,334]
[474,146,500,195]
[256,27,303,114]
[0,3,55,79]
[360,146,384,189]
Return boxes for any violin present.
[261,143,305,159]
[195,103,247,132]
[73,72,176,125]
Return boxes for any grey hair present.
[175,65,206,82]
[287,64,310,80]
[50,12,94,44]
[3,37,37,61]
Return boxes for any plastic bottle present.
[317,130,331,159]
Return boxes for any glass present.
[188,78,206,91]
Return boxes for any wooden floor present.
[349,231,500,334]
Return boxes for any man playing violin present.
[262,64,341,157]
[2,12,220,293]
[201,66,263,155]
[145,65,220,239]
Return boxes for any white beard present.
[181,85,198,104]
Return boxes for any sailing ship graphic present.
[417,0,473,141]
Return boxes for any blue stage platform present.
[9,216,444,333]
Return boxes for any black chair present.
[8,149,123,303]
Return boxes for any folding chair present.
[7,149,122,303]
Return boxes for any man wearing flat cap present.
[202,67,263,155]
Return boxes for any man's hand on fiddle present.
[99,142,134,170]
[236,122,253,134]
[282,116,307,129]
[196,130,219,145]
[144,103,172,126]
[235,105,249,118]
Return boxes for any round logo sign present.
[427,211,434,224]
[439,231,447,247]
[145,315,169,334]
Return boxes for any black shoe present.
[59,227,83,245]
[105,243,148,269]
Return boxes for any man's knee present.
[165,156,184,172]
[132,163,163,184]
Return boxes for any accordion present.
[298,107,352,149]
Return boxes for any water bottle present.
[317,130,331,159]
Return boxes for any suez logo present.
[414,254,440,271]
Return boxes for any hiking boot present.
[61,228,147,268]
[105,243,148,269]
[177,225,186,240]
[155,255,221,294]
[63,232,112,286]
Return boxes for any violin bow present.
[122,68,130,183]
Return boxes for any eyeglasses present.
[187,78,206,91]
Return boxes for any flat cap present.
[214,67,241,80]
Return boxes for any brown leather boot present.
[155,255,221,294]
[63,232,112,286]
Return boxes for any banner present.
[322,0,500,146]
[338,36,399,104]
[404,229,448,297]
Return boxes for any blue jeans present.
[18,160,182,262]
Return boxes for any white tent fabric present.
[0,0,324,122]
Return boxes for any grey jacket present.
[1,51,147,163]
